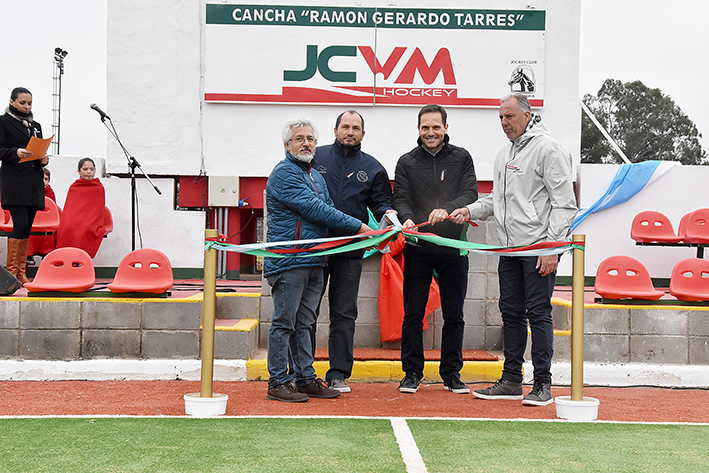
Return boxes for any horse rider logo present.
[357,171,368,183]
[508,65,536,93]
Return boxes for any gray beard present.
[294,152,313,163]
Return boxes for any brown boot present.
[5,238,25,284]
[17,238,31,284]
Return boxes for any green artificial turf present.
[1,418,405,473]
[408,419,709,473]
[2,417,708,472]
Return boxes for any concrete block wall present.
[259,218,504,352]
[258,215,709,366]
[0,299,203,360]
[563,305,709,365]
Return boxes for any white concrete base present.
[0,359,247,381]
[555,396,600,421]
[184,393,228,417]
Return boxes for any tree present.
[581,79,707,165]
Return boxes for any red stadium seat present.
[677,211,692,242]
[31,197,61,233]
[630,210,681,243]
[595,255,664,300]
[103,207,113,235]
[683,208,709,244]
[669,258,709,302]
[0,210,12,233]
[23,247,95,293]
[107,249,173,294]
[0,197,61,234]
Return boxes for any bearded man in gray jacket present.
[450,93,577,406]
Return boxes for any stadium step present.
[212,290,262,360]
[213,318,259,360]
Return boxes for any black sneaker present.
[522,381,554,406]
[399,371,422,393]
[444,377,470,394]
[295,378,341,398]
[472,379,523,400]
[266,382,309,403]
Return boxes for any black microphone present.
[90,103,110,121]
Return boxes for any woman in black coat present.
[0,87,49,284]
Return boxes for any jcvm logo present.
[284,45,457,90]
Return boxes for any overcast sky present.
[0,0,706,157]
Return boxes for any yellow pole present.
[570,234,586,401]
[201,228,218,397]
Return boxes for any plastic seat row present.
[631,208,709,244]
[0,197,113,236]
[595,255,709,302]
[24,247,173,294]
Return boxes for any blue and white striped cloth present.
[570,160,680,231]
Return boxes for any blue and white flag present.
[570,160,680,231]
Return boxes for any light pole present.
[52,47,68,155]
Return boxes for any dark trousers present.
[401,245,468,381]
[498,255,556,384]
[5,206,38,239]
[321,255,363,382]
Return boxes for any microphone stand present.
[99,114,162,251]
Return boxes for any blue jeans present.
[322,255,363,383]
[498,255,556,384]
[267,266,323,388]
[401,245,468,381]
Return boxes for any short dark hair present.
[335,110,364,131]
[78,157,96,170]
[417,104,447,126]
[43,167,51,180]
[10,87,31,101]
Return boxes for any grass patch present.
[408,419,709,473]
[1,418,405,472]
[3,417,708,472]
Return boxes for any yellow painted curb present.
[246,358,503,383]
[213,318,259,332]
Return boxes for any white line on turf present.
[1,415,708,426]
[390,417,428,473]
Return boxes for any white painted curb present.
[0,359,247,381]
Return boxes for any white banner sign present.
[204,4,546,107]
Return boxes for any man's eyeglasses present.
[289,136,317,144]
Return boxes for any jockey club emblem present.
[356,171,368,183]
[316,165,327,174]
[508,65,536,93]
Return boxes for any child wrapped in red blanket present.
[55,158,106,258]
[28,167,58,258]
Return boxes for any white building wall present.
[558,164,709,279]
[103,0,581,270]
[44,156,206,269]
[108,0,581,179]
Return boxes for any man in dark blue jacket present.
[311,111,396,393]
[265,118,371,403]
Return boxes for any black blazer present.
[0,113,46,208]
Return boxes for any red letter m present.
[395,48,456,85]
